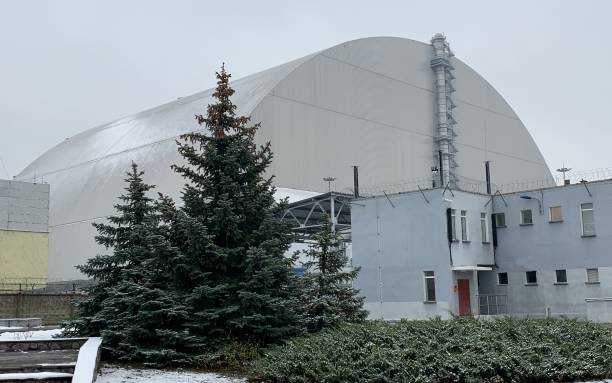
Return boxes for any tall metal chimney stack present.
[353,166,359,198]
[430,33,457,187]
[485,161,492,195]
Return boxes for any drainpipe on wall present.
[486,161,498,267]
[446,207,454,265]
[376,198,384,319]
[485,161,492,195]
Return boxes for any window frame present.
[520,209,533,225]
[525,270,537,285]
[586,268,600,284]
[460,210,469,241]
[423,271,437,302]
[497,272,508,285]
[549,206,563,223]
[555,269,567,284]
[480,212,489,243]
[494,212,506,228]
[580,203,596,237]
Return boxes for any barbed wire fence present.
[352,167,612,198]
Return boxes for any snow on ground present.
[0,372,74,380]
[97,366,247,383]
[0,328,62,340]
[95,366,612,383]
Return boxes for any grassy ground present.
[250,317,612,383]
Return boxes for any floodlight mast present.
[323,177,336,193]
[322,176,338,231]
[556,165,572,185]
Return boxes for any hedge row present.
[252,317,612,382]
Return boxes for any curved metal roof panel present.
[18,52,316,180]
[16,36,553,279]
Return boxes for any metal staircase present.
[431,33,458,187]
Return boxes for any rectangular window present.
[450,209,457,240]
[424,271,436,302]
[581,203,595,236]
[494,213,506,228]
[461,210,468,241]
[480,213,489,243]
[555,269,567,284]
[520,209,533,225]
[525,270,537,285]
[497,272,508,285]
[549,206,563,222]
[586,268,599,283]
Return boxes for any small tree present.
[171,64,302,345]
[67,163,156,337]
[66,164,192,365]
[300,215,368,331]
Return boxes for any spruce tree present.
[300,215,368,332]
[65,164,191,365]
[67,163,156,337]
[172,64,302,346]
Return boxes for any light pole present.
[556,165,572,185]
[323,176,337,231]
[323,177,336,193]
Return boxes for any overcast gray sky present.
[0,0,610,178]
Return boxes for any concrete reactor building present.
[17,35,552,280]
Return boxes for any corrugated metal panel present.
[0,180,49,233]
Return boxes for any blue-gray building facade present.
[352,179,612,321]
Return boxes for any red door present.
[457,279,471,315]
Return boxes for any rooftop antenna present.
[556,164,572,185]
[323,177,336,193]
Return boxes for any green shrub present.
[251,317,612,382]
[194,342,262,372]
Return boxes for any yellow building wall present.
[0,230,48,286]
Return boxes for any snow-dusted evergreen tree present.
[171,64,302,346]
[67,163,156,338]
[300,215,367,331]
[66,164,192,365]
